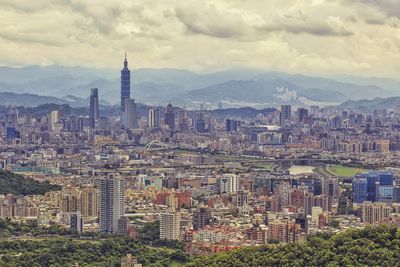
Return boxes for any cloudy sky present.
[1,0,400,77]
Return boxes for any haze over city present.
[1,0,400,78]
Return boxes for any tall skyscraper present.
[352,177,368,204]
[6,126,16,144]
[124,99,138,129]
[165,103,175,130]
[148,108,160,128]
[178,109,188,131]
[89,88,99,128]
[297,108,308,123]
[121,53,131,125]
[99,174,125,234]
[195,112,206,133]
[280,105,291,125]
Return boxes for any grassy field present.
[245,162,275,170]
[326,165,366,177]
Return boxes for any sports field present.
[326,165,366,177]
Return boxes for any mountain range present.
[339,97,400,111]
[0,65,399,108]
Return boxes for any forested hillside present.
[188,225,400,267]
[0,170,60,195]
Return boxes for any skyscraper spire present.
[124,52,128,68]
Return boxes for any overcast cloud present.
[0,0,399,78]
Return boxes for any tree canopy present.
[188,225,400,267]
[0,170,60,196]
[0,236,188,267]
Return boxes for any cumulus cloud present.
[174,4,250,39]
[259,11,353,36]
[0,0,398,78]
[174,3,353,39]
[354,0,400,18]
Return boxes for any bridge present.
[143,140,180,151]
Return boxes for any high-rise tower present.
[120,53,130,113]
[99,174,125,234]
[89,88,99,128]
[148,108,160,128]
[165,103,175,130]
[124,99,138,129]
[280,105,291,125]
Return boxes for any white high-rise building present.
[50,110,59,124]
[219,173,238,194]
[99,174,125,234]
[160,212,181,240]
[148,108,160,128]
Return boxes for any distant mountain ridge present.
[4,91,400,116]
[339,96,400,111]
[0,92,67,107]
[0,65,398,108]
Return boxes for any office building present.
[226,119,240,132]
[297,108,308,123]
[148,108,160,128]
[99,174,125,234]
[6,126,16,144]
[89,88,99,128]
[195,112,206,133]
[165,103,175,130]
[160,212,181,240]
[352,177,368,204]
[323,178,340,198]
[280,105,291,125]
[353,171,395,203]
[124,99,138,129]
[178,109,188,131]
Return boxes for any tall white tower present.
[99,174,125,234]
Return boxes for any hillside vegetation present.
[188,225,400,267]
[0,236,187,267]
[0,170,60,195]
